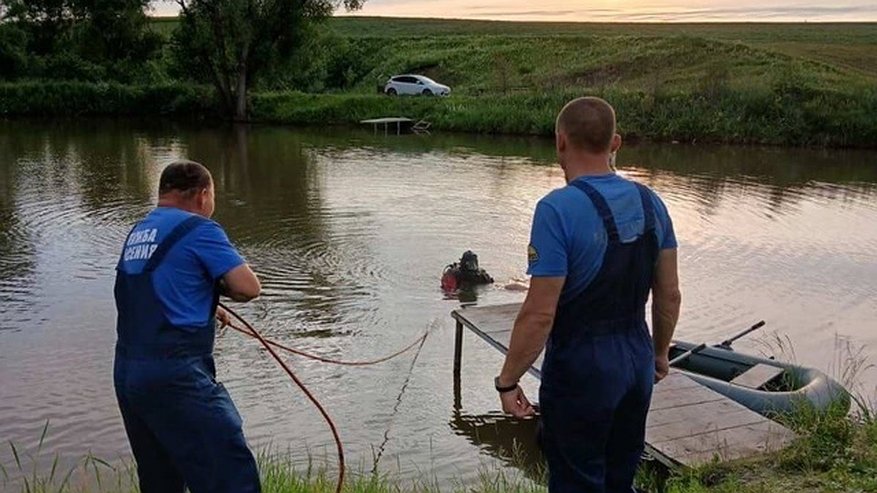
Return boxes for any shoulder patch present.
[527,244,539,264]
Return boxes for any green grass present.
[662,413,877,493]
[329,17,877,42]
[145,16,180,39]
[250,83,877,147]
[126,16,877,147]
[328,17,877,79]
[305,33,874,110]
[7,16,872,146]
[3,408,876,493]
[149,16,877,91]
[0,81,216,116]
[4,339,871,493]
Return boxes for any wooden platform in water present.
[360,117,415,135]
[451,303,796,468]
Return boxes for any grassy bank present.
[251,85,877,147]
[3,405,876,493]
[255,20,877,146]
[0,82,215,116]
[4,78,875,147]
[328,18,877,78]
[5,18,877,147]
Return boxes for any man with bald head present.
[495,97,681,492]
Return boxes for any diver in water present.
[441,250,494,291]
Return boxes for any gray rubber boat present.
[670,341,850,416]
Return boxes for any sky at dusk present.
[152,1,877,22]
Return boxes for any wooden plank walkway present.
[360,117,414,135]
[451,303,796,468]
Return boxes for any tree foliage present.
[2,0,75,55]
[73,0,161,65]
[0,23,28,77]
[172,0,364,119]
[0,0,160,81]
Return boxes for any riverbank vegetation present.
[4,402,876,493]
[1,10,876,145]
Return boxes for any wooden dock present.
[360,117,414,135]
[451,303,796,468]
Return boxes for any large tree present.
[1,0,75,55]
[0,0,159,80]
[172,0,362,120]
[72,0,159,67]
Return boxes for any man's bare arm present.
[221,264,261,302]
[498,276,565,387]
[652,248,681,380]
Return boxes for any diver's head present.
[460,250,479,272]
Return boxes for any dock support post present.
[453,320,463,410]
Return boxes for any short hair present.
[555,97,617,153]
[158,160,212,197]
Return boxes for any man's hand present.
[496,276,563,418]
[216,307,231,329]
[655,353,670,383]
[652,248,681,383]
[500,386,536,418]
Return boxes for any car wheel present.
[422,89,433,96]
[387,88,397,96]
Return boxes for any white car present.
[384,75,451,96]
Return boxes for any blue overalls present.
[113,216,261,493]
[539,181,659,493]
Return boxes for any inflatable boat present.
[669,340,850,415]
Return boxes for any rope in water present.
[218,302,432,493]
[370,331,428,473]
[219,302,346,493]
[224,319,430,366]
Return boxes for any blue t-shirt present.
[118,207,245,328]
[527,174,677,304]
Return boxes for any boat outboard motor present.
[441,250,494,291]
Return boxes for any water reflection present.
[0,130,36,330]
[0,119,875,486]
[449,411,544,481]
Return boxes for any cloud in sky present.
[349,0,877,22]
[151,0,877,21]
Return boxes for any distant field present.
[150,16,877,81]
[116,17,877,145]
[331,17,877,80]
[330,16,877,44]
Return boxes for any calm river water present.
[1,120,876,488]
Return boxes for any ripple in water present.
[1,123,876,487]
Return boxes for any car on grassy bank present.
[383,75,450,96]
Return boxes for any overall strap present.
[634,183,656,233]
[116,222,143,270]
[144,215,207,272]
[571,180,620,243]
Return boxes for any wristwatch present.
[494,376,518,393]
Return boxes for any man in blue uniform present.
[496,97,682,492]
[114,160,263,493]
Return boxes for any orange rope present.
[218,303,433,493]
[224,320,429,366]
[219,302,346,493]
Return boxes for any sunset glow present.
[344,0,877,22]
[149,0,877,21]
